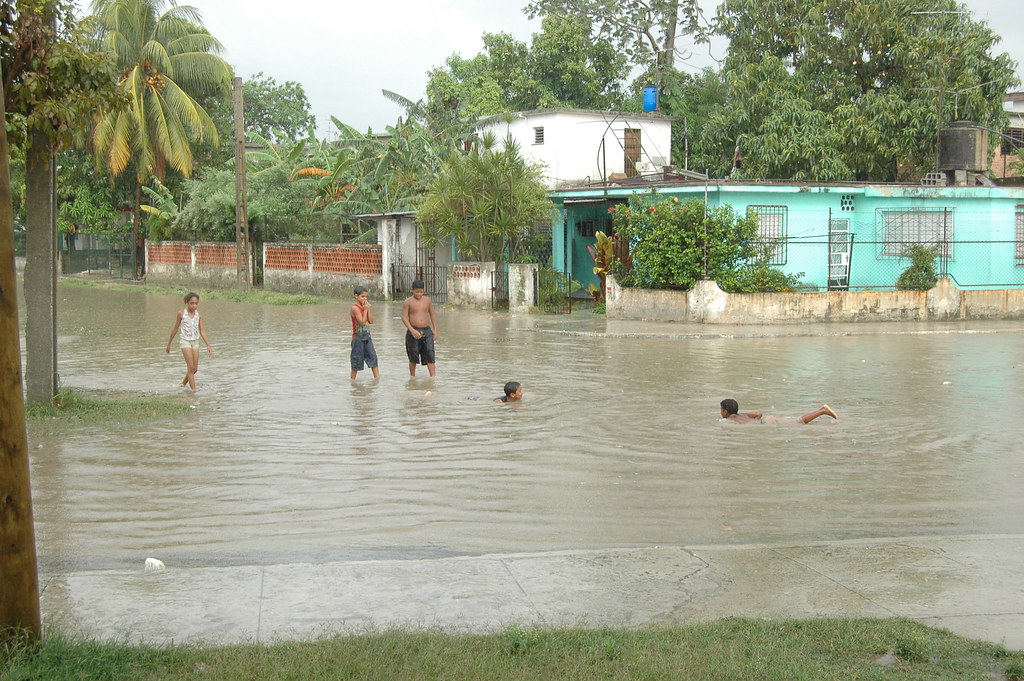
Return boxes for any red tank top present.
[351,303,367,337]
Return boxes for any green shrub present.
[895,245,939,290]
[611,195,799,292]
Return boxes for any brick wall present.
[148,242,192,264]
[196,244,237,267]
[312,246,381,275]
[265,245,309,270]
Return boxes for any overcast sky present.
[82,0,1024,136]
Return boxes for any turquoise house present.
[548,181,1024,292]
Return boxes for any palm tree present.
[90,0,231,181]
[89,0,231,275]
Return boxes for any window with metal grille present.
[1016,206,1024,262]
[534,127,544,144]
[878,208,953,257]
[749,205,787,265]
[1001,127,1024,155]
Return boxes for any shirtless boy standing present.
[401,280,439,376]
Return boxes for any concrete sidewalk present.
[39,533,1024,650]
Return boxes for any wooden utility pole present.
[0,65,42,642]
[233,77,250,290]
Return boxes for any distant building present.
[549,179,1024,293]
[479,108,674,189]
[991,92,1024,180]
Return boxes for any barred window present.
[880,208,953,257]
[749,205,787,265]
[1001,127,1024,155]
[1016,206,1024,262]
[534,127,545,144]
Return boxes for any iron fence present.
[770,237,1024,291]
[60,233,134,279]
[536,268,574,313]
[391,263,448,304]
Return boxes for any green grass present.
[25,388,192,425]
[3,619,1022,681]
[57,277,331,305]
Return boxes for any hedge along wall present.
[263,243,383,297]
[605,276,1024,323]
[147,241,239,288]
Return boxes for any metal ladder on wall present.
[828,218,851,290]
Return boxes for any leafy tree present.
[703,0,1019,181]
[242,72,315,143]
[424,14,628,119]
[2,0,121,404]
[524,0,699,82]
[173,160,319,242]
[611,194,800,292]
[56,148,125,235]
[634,66,727,173]
[417,134,553,264]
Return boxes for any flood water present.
[23,285,1024,572]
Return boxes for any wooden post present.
[233,77,250,290]
[0,65,42,641]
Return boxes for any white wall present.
[486,110,673,189]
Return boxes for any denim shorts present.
[351,337,378,371]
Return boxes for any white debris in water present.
[942,381,952,385]
[144,557,165,570]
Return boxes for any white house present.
[480,108,674,189]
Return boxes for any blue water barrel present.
[642,86,658,112]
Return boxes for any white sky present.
[80,0,1024,136]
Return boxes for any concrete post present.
[508,263,539,314]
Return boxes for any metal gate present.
[391,263,448,304]
[491,269,509,309]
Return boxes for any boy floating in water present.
[720,398,836,424]
[495,381,524,403]
[401,279,439,377]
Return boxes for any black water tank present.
[938,122,988,171]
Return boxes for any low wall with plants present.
[606,276,1024,323]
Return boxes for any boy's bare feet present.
[822,404,837,419]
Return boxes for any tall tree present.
[417,134,553,265]
[424,14,628,120]
[2,0,120,404]
[524,0,699,84]
[703,0,1018,181]
[241,72,315,144]
[89,0,231,275]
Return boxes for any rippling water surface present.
[25,285,1024,570]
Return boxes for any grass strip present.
[3,619,1022,681]
[57,277,331,305]
[25,388,192,425]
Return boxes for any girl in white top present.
[165,292,212,389]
